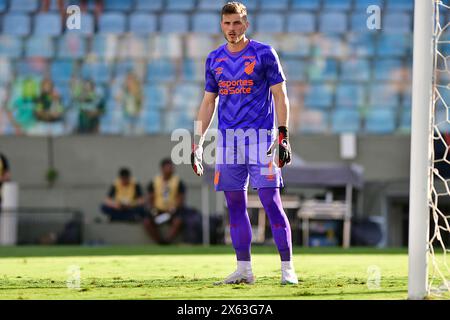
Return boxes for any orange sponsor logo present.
[215,67,223,75]
[243,55,256,60]
[214,171,220,185]
[216,57,228,62]
[218,79,254,95]
[244,60,256,75]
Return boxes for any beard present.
[224,32,245,44]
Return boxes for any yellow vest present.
[153,175,180,212]
[114,178,137,205]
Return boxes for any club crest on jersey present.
[244,61,256,75]
[215,67,223,75]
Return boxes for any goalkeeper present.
[191,2,297,285]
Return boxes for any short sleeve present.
[204,54,219,93]
[264,47,286,87]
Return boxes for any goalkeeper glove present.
[191,143,204,176]
[267,126,292,168]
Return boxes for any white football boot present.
[281,261,298,285]
[214,261,255,285]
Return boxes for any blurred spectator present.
[71,78,104,133]
[143,158,187,244]
[34,78,64,123]
[101,167,146,222]
[0,153,11,207]
[117,72,143,135]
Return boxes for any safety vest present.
[114,178,137,205]
[153,175,180,212]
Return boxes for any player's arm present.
[191,91,218,176]
[268,81,292,167]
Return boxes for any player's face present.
[221,14,249,44]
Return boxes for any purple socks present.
[224,188,292,262]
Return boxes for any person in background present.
[143,158,187,244]
[0,153,11,207]
[116,72,143,135]
[101,167,146,222]
[71,78,104,133]
[34,78,64,123]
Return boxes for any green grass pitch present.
[0,245,446,300]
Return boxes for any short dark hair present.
[160,158,173,168]
[118,167,131,178]
[221,2,247,20]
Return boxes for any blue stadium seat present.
[135,0,163,11]
[82,62,112,84]
[143,110,162,134]
[383,13,411,33]
[256,13,284,33]
[25,36,54,58]
[197,0,226,11]
[287,13,315,33]
[259,0,289,10]
[99,111,124,135]
[53,81,71,107]
[305,84,334,110]
[279,34,310,57]
[129,13,157,34]
[149,34,183,59]
[146,59,176,82]
[119,36,148,59]
[182,59,204,82]
[91,35,119,59]
[104,0,133,11]
[34,13,62,36]
[365,109,396,134]
[50,60,75,82]
[377,34,412,57]
[298,109,329,134]
[341,59,370,81]
[308,59,338,81]
[291,0,321,10]
[98,13,126,34]
[374,59,404,81]
[3,14,31,36]
[160,13,189,33]
[283,59,306,81]
[350,13,374,32]
[192,13,220,34]
[386,0,413,11]
[368,84,399,108]
[399,108,411,132]
[143,84,169,110]
[57,34,87,59]
[0,0,7,12]
[172,84,202,110]
[346,33,376,57]
[240,0,258,10]
[9,0,39,12]
[16,59,48,77]
[331,109,361,133]
[165,109,194,133]
[336,84,366,108]
[0,59,12,84]
[323,0,352,10]
[166,0,195,11]
[0,36,23,58]
[354,0,384,9]
[66,12,94,35]
[319,12,347,33]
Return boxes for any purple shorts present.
[214,142,284,191]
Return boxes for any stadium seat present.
[67,12,94,35]
[149,34,183,59]
[34,13,61,36]
[182,59,204,82]
[91,34,119,60]
[319,12,347,33]
[57,34,87,59]
[25,36,54,58]
[104,0,133,11]
[256,13,284,33]
[399,107,411,132]
[305,84,334,110]
[82,61,112,84]
[135,0,164,11]
[0,59,12,84]
[386,0,413,11]
[16,59,48,77]
[383,13,411,33]
[331,109,361,133]
[9,0,39,12]
[192,13,221,34]
[354,0,384,9]
[0,0,7,12]
[377,33,412,57]
[259,0,289,10]
[99,110,124,135]
[308,59,338,81]
[98,13,127,34]
[143,84,169,110]
[50,60,75,82]
[323,0,352,10]
[160,13,189,33]
[350,13,373,32]
[166,0,195,11]
[298,109,329,134]
[129,13,158,34]
[279,34,310,58]
[0,36,23,58]
[336,84,366,108]
[239,0,258,10]
[197,0,226,11]
[291,0,321,10]
[142,110,162,134]
[365,109,396,134]
[287,13,315,33]
[118,36,148,59]
[374,59,404,81]
[172,84,202,110]
[368,84,400,108]
[3,14,31,36]
[185,34,217,59]
[282,59,306,81]
[165,109,195,133]
[346,33,376,57]
[146,59,176,82]
[340,59,371,81]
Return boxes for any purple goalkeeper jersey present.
[204,39,286,146]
